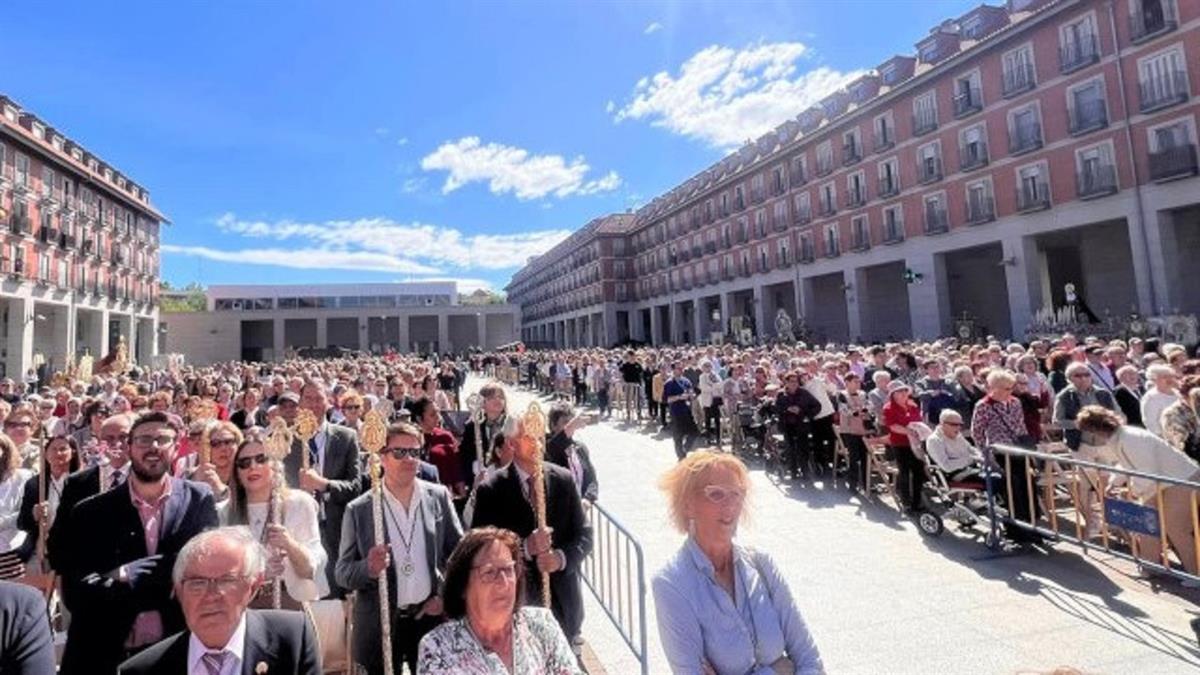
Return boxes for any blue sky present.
[5,0,978,293]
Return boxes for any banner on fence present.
[1103,498,1161,537]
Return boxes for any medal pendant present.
[401,558,415,577]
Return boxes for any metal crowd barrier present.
[580,500,649,675]
[986,443,1200,585]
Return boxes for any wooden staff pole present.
[361,410,394,675]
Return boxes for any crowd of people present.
[0,353,609,674]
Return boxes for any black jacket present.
[60,478,220,675]
[0,581,55,675]
[459,415,505,483]
[471,462,593,639]
[47,465,122,580]
[117,609,321,675]
[545,432,599,502]
[776,387,821,429]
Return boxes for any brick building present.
[1,95,166,377]
[509,0,1199,346]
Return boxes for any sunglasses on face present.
[210,438,237,448]
[385,447,423,460]
[701,484,745,505]
[1070,373,1092,379]
[235,453,271,470]
[3,421,32,429]
[343,405,362,411]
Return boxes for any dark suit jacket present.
[335,479,462,674]
[59,478,220,675]
[1115,386,1144,428]
[471,462,593,639]
[284,423,362,597]
[545,432,599,502]
[46,464,107,573]
[459,415,505,482]
[116,609,321,675]
[0,581,55,675]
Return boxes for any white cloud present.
[402,277,495,294]
[420,136,621,200]
[401,177,427,194]
[605,100,616,114]
[396,137,409,146]
[644,21,663,35]
[613,42,863,149]
[185,213,572,273]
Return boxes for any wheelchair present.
[917,456,1006,547]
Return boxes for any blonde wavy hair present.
[658,450,750,533]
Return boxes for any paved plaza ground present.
[465,377,1200,675]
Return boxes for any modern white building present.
[163,281,519,364]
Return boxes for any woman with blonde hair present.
[653,450,823,674]
[0,433,33,578]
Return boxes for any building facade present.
[510,0,1200,346]
[0,95,165,378]
[163,282,518,364]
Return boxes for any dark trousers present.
[596,389,610,417]
[891,444,927,512]
[841,433,868,491]
[647,396,659,419]
[704,399,723,443]
[574,383,587,405]
[783,425,813,476]
[671,414,699,459]
[659,399,668,426]
[810,415,837,470]
[381,612,441,675]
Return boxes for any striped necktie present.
[201,650,228,675]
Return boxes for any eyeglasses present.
[701,484,745,505]
[209,438,238,448]
[385,447,423,460]
[100,434,128,445]
[179,575,248,596]
[235,453,271,470]
[132,434,177,449]
[3,420,32,429]
[472,562,517,585]
[1069,373,1092,380]
[343,405,362,411]
[943,421,963,428]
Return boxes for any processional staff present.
[360,409,395,675]
[521,401,551,607]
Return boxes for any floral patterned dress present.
[417,606,582,675]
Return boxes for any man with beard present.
[58,411,219,675]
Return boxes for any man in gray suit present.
[282,384,362,598]
[336,422,463,675]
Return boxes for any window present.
[1129,0,1178,43]
[773,201,787,230]
[778,237,791,266]
[883,205,904,242]
[965,179,995,224]
[794,192,812,224]
[873,112,894,151]
[960,125,988,170]
[918,142,942,183]
[1059,13,1099,72]
[919,43,940,64]
[881,64,899,85]
[772,165,785,195]
[755,210,767,238]
[851,215,870,250]
[1009,105,1042,155]
[819,182,837,216]
[758,244,770,272]
[878,158,900,196]
[790,155,807,187]
[1016,163,1050,211]
[1002,45,1036,97]
[751,174,765,202]
[734,184,745,210]
[38,253,50,281]
[1138,45,1188,112]
[1076,143,1117,197]
[843,128,862,165]
[15,153,29,187]
[799,232,815,262]
[846,171,866,207]
[1069,80,1108,134]
[816,141,834,175]
[913,91,938,135]
[924,193,948,233]
[953,71,982,117]
[823,224,840,257]
[1147,118,1198,181]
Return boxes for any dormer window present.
[962,16,984,39]
[920,44,940,63]
[32,123,45,139]
[881,65,898,85]
[3,106,16,122]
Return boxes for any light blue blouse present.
[652,538,823,675]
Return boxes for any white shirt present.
[46,473,66,529]
[382,481,431,607]
[0,469,33,553]
[187,610,246,675]
[804,378,835,419]
[924,430,980,473]
[240,491,329,602]
[1140,389,1180,437]
[311,423,329,474]
[100,463,129,492]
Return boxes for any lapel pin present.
[255,661,269,674]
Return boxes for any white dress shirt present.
[382,481,431,607]
[187,611,246,675]
[311,423,330,474]
[242,491,329,601]
[100,462,129,492]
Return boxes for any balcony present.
[912,111,937,136]
[1016,183,1051,212]
[824,242,841,259]
[789,167,807,188]
[842,142,862,166]
[733,194,746,211]
[794,208,812,225]
[59,233,75,250]
[1069,99,1108,135]
[678,249,690,262]
[959,143,989,171]
[818,199,837,218]
[1129,1,1178,44]
[38,227,59,245]
[953,86,982,118]
[1009,121,1043,156]
[799,248,815,264]
[851,231,871,252]
[844,188,867,209]
[877,176,899,198]
[11,176,31,195]
[1002,63,1036,98]
[691,245,702,258]
[1148,143,1199,182]
[773,215,788,233]
[814,158,833,177]
[1139,71,1189,113]
[965,196,996,225]
[704,241,717,254]
[1077,164,1118,199]
[8,215,32,237]
[1059,35,1100,74]
[924,207,949,235]
[722,269,735,281]
[874,129,894,153]
[918,157,943,184]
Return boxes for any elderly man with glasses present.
[1053,362,1120,450]
[117,526,321,674]
[59,411,220,675]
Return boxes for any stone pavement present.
[468,377,1200,674]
